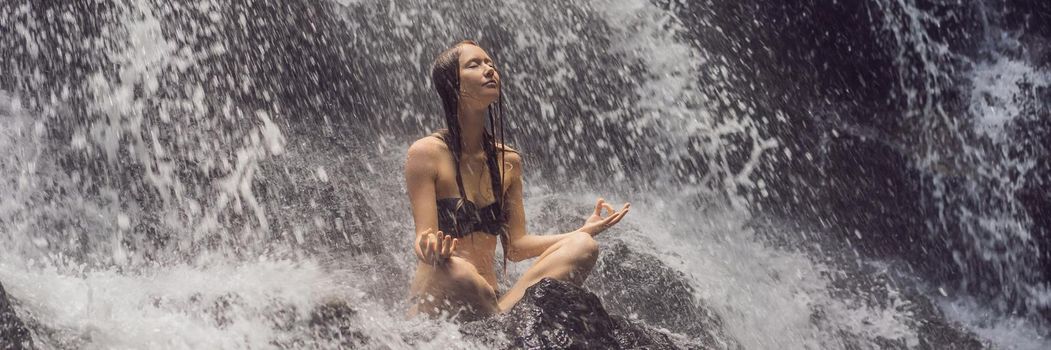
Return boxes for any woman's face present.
[458,44,500,108]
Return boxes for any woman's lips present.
[484,80,498,88]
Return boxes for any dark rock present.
[0,281,33,350]
[608,316,684,349]
[462,278,685,349]
[504,278,620,349]
[308,300,369,348]
[202,293,246,328]
[1006,0,1051,56]
[588,239,738,349]
[817,257,987,349]
[910,296,986,350]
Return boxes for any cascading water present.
[873,0,1050,324]
[0,0,1047,349]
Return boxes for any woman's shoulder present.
[495,144,523,177]
[495,142,519,154]
[493,141,520,158]
[412,132,450,149]
[406,135,447,163]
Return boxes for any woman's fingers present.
[610,208,630,226]
[418,234,429,255]
[434,231,446,255]
[615,203,631,222]
[586,199,631,235]
[418,228,435,260]
[418,228,433,254]
[440,234,453,258]
[425,233,437,262]
[601,203,631,227]
[441,237,458,260]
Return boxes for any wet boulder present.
[821,263,987,350]
[462,278,685,349]
[0,281,33,350]
[588,239,738,349]
[306,300,369,349]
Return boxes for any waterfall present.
[0,0,1047,348]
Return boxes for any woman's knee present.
[414,258,494,310]
[568,231,600,261]
[442,258,494,294]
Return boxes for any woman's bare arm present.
[502,153,579,261]
[405,138,456,263]
[503,151,630,262]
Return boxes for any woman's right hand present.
[578,198,630,237]
[417,228,458,265]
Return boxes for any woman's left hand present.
[579,198,630,237]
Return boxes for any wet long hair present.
[431,40,514,274]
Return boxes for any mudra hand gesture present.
[579,198,630,236]
[418,228,458,265]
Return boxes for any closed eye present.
[464,58,495,70]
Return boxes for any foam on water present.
[939,297,1051,350]
[0,251,498,349]
[0,257,330,349]
[970,0,1050,141]
[969,56,1049,138]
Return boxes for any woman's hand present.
[579,198,630,237]
[417,228,458,265]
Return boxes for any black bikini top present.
[436,197,503,238]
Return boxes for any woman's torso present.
[425,136,503,288]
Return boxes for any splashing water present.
[0,0,1048,348]
[876,0,1050,319]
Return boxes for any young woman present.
[405,40,630,320]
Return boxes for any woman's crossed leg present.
[409,256,499,321]
[498,231,599,312]
[410,231,600,318]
